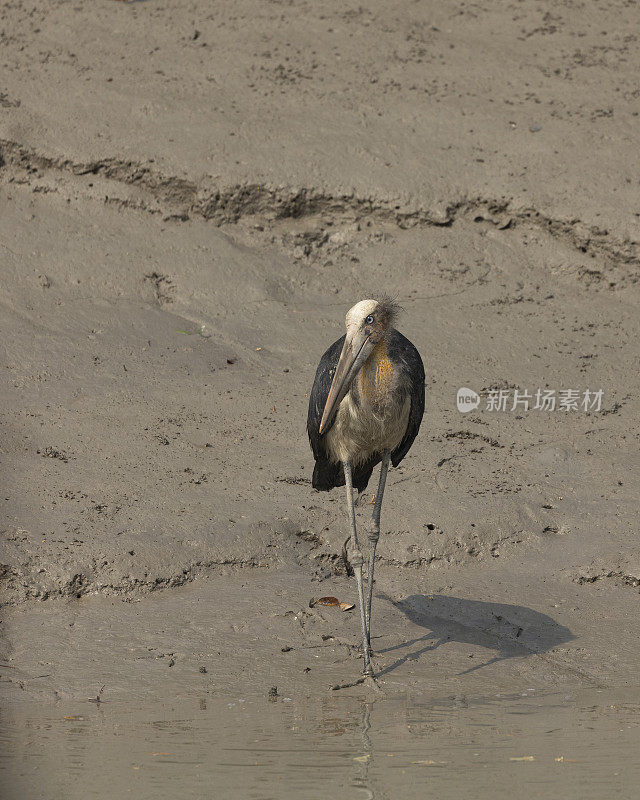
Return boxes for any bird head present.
[318,297,400,434]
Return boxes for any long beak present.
[318,329,375,435]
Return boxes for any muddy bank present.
[0,0,639,736]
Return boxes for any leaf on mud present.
[510,756,535,762]
[339,602,355,612]
[314,596,340,606]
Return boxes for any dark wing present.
[307,335,345,491]
[307,334,345,454]
[388,329,425,468]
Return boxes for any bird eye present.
[365,315,374,325]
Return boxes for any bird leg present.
[343,460,371,675]
[365,450,390,655]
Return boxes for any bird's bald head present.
[318,297,400,435]
[346,297,400,342]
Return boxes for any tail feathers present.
[312,456,380,493]
[312,459,343,491]
[352,456,379,493]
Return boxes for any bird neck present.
[357,339,393,402]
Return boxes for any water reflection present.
[1,688,639,800]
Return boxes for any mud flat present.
[1,1,640,798]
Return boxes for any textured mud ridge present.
[2,138,639,276]
[574,563,640,591]
[1,554,268,602]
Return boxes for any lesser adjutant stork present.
[307,298,425,676]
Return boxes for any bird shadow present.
[374,593,575,678]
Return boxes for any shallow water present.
[2,688,639,799]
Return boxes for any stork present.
[307,298,425,676]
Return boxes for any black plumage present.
[307,328,425,492]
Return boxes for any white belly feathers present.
[324,392,410,466]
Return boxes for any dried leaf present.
[510,756,535,762]
[353,755,370,763]
[339,602,355,612]
[314,596,340,606]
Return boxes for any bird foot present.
[363,674,383,694]
[330,674,383,694]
